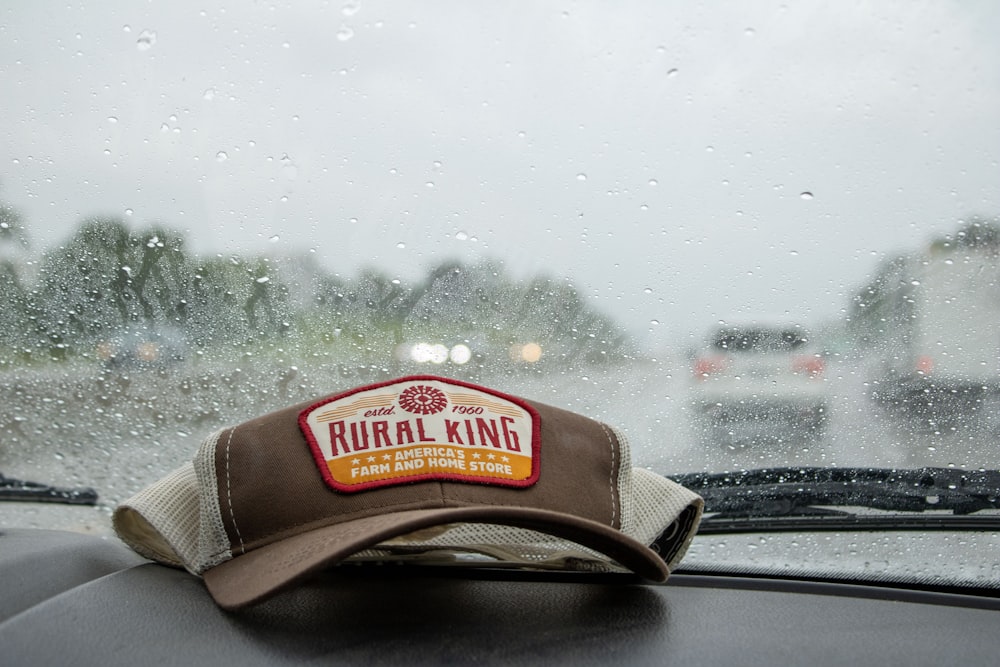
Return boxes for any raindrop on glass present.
[136,30,157,51]
[800,191,814,200]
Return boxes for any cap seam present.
[597,422,618,528]
[224,426,246,554]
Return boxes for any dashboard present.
[3,527,999,665]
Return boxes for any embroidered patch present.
[299,376,541,492]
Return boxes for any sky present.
[2,0,999,349]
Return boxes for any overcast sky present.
[2,1,998,348]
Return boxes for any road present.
[2,355,998,534]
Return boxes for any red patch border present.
[298,375,542,493]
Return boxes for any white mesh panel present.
[112,463,201,571]
[629,467,703,567]
[351,522,627,573]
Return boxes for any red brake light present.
[792,355,825,378]
[916,355,934,375]
[694,355,727,380]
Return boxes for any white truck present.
[867,240,1000,423]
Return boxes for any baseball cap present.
[113,375,703,610]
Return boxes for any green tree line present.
[0,208,631,368]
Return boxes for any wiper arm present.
[669,467,1000,522]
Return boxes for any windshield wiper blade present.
[668,467,1000,524]
[0,472,98,505]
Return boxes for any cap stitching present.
[598,422,618,528]
[224,426,246,554]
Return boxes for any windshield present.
[2,1,999,587]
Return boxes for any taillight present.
[916,355,934,375]
[792,355,825,378]
[693,355,727,380]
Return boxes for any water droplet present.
[337,25,355,41]
[706,145,715,152]
[643,287,653,294]
[576,173,587,181]
[800,191,814,200]
[203,88,216,101]
[666,68,679,78]
[455,231,469,241]
[136,30,157,51]
[342,2,361,17]
[269,235,280,243]
[745,27,756,37]
[256,276,270,284]
[216,151,228,162]
[124,208,133,216]
[106,116,119,124]
[281,155,297,180]
[648,178,658,186]
[650,319,661,326]
[425,181,435,188]
[396,242,406,249]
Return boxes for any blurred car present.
[690,323,828,447]
[95,327,188,371]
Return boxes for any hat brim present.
[203,506,669,610]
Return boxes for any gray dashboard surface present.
[2,528,999,666]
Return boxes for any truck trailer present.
[866,240,1000,425]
